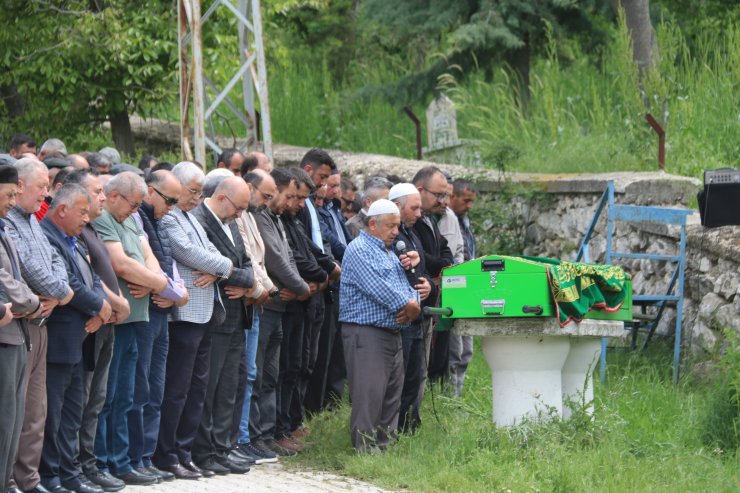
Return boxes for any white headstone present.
[426,94,461,152]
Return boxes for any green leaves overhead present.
[358,0,595,105]
[0,0,176,142]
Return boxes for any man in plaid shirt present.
[5,158,73,493]
[339,199,421,453]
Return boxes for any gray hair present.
[203,168,233,198]
[104,171,146,197]
[392,195,409,207]
[363,176,393,204]
[50,183,90,210]
[172,161,205,187]
[362,212,396,227]
[99,146,121,165]
[40,138,67,156]
[14,157,48,183]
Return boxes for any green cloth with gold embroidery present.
[523,256,631,326]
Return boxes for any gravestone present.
[425,94,462,152]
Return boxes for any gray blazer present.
[161,206,232,325]
[0,224,40,346]
[191,202,254,333]
[253,208,308,313]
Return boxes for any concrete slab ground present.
[123,463,391,493]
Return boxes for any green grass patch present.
[287,340,739,492]
[450,21,739,178]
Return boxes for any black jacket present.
[393,224,438,308]
[412,214,454,278]
[282,213,332,284]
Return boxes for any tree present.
[609,0,657,78]
[359,0,602,108]
[0,1,176,155]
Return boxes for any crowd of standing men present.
[0,133,478,493]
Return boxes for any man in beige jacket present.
[231,169,281,464]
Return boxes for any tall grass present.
[268,56,422,158]
[148,17,736,178]
[451,21,739,177]
[290,340,739,492]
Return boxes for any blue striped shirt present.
[339,230,419,330]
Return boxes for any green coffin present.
[438,255,632,322]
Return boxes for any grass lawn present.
[288,340,739,492]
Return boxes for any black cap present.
[0,165,19,184]
[43,156,72,169]
[110,163,144,176]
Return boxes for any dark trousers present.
[277,307,303,438]
[14,324,48,491]
[399,324,423,433]
[40,361,84,489]
[304,292,335,414]
[249,309,282,442]
[230,346,248,447]
[193,327,245,463]
[427,329,450,384]
[325,305,347,408]
[128,311,169,468]
[0,343,26,492]
[292,294,324,429]
[95,322,142,476]
[342,323,404,452]
[78,325,114,475]
[153,320,211,467]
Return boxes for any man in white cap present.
[338,199,421,453]
[388,183,434,433]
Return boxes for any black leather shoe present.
[133,467,160,484]
[60,480,103,493]
[83,470,125,492]
[145,465,175,482]
[114,469,157,486]
[194,458,229,476]
[26,486,69,493]
[158,463,201,480]
[182,460,215,478]
[216,456,250,474]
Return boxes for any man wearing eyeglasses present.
[411,166,454,401]
[128,170,189,482]
[231,170,281,464]
[154,163,235,480]
[190,177,256,475]
[92,172,170,486]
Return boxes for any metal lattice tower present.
[177,0,272,165]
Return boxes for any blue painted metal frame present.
[577,181,691,384]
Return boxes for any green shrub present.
[700,330,740,452]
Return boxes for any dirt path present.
[123,463,392,493]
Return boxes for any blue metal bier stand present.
[576,181,691,384]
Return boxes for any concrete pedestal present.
[561,337,602,419]
[456,318,624,426]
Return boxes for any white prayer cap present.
[366,199,400,217]
[388,182,419,201]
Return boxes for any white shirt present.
[204,200,235,246]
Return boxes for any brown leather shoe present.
[276,436,303,453]
[291,425,310,439]
[159,463,201,480]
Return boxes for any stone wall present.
[128,118,739,355]
[273,145,739,355]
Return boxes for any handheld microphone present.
[395,240,416,275]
